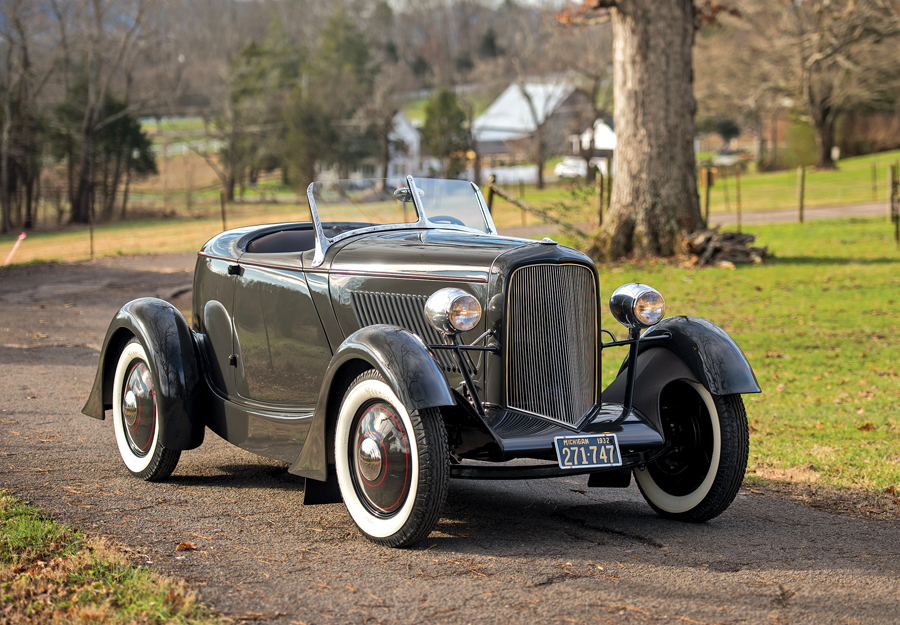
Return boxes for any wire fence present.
[3,156,900,265]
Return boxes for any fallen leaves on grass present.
[857,422,876,432]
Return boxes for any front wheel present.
[112,338,181,481]
[634,381,748,522]
[334,370,449,548]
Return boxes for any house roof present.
[473,82,576,143]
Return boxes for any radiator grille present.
[506,264,597,426]
[351,291,457,371]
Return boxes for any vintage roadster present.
[83,177,759,547]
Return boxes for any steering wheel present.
[429,215,467,226]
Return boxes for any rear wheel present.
[334,370,449,547]
[112,339,180,481]
[634,381,748,522]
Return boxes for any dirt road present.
[1,255,898,625]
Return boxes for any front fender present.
[289,325,455,482]
[81,298,206,450]
[641,316,761,395]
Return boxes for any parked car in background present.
[83,176,759,548]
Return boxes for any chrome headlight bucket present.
[609,283,666,329]
[425,288,482,335]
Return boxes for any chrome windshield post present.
[307,182,328,268]
[471,182,498,235]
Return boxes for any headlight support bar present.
[600,330,672,426]
[429,341,498,418]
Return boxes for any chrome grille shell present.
[505,263,598,427]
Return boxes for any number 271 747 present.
[554,434,622,469]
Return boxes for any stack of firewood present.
[684,229,767,267]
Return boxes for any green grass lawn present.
[0,491,219,623]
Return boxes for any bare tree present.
[366,62,413,185]
[742,0,900,169]
[0,0,56,233]
[69,0,149,223]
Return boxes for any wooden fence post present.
[605,157,613,214]
[735,164,742,234]
[797,166,806,223]
[596,170,604,227]
[722,165,730,213]
[703,168,712,228]
[89,184,95,260]
[486,174,495,213]
[890,165,895,223]
[891,163,899,245]
[220,191,227,231]
[872,162,878,201]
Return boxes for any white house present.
[472,82,593,157]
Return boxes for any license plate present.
[554,434,622,469]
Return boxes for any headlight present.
[424,288,482,334]
[609,283,666,329]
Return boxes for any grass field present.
[700,149,900,214]
[0,491,218,623]
[597,218,900,494]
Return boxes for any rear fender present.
[81,298,206,450]
[289,325,455,484]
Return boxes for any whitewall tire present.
[112,339,180,481]
[634,381,748,522]
[334,370,449,547]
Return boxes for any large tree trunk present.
[71,116,95,224]
[121,161,132,218]
[810,105,836,170]
[593,0,703,260]
[379,124,391,183]
[0,98,11,234]
[533,125,545,190]
[104,150,123,219]
[24,174,34,230]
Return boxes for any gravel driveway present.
[1,254,898,624]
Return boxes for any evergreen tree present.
[421,90,469,178]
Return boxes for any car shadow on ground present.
[167,461,304,493]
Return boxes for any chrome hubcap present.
[121,361,155,457]
[123,390,139,427]
[351,402,412,517]
[358,436,383,482]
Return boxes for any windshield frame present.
[306,175,498,267]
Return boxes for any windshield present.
[414,178,491,233]
[310,179,419,231]
[308,177,492,235]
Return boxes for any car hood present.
[328,229,531,282]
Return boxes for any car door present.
[230,251,333,406]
